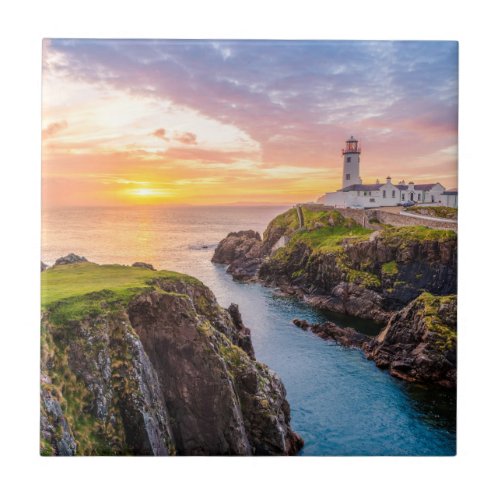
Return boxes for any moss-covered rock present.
[364,292,457,387]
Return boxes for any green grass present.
[291,225,372,253]
[380,225,456,245]
[42,262,198,307]
[263,208,299,241]
[381,261,399,276]
[41,262,200,323]
[301,207,346,229]
[406,205,458,220]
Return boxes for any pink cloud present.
[174,131,197,145]
[42,120,68,139]
[152,128,169,142]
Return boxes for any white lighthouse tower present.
[342,136,362,188]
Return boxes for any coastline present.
[212,206,457,388]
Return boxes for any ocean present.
[42,205,456,456]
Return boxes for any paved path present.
[296,205,304,229]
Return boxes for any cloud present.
[42,120,68,139]
[161,146,256,165]
[152,128,169,142]
[44,40,457,173]
[174,131,197,145]
[152,129,197,145]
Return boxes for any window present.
[402,194,405,201]
[383,190,386,198]
[346,174,350,180]
[369,198,375,202]
[363,191,367,196]
[392,190,395,198]
[368,192,371,196]
[347,157,351,163]
[418,193,421,201]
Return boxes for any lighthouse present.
[317,136,449,208]
[342,136,362,188]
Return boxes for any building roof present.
[396,183,441,192]
[341,183,382,192]
[414,183,440,191]
[443,190,458,195]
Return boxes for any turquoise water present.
[42,205,456,456]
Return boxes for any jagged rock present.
[40,379,76,456]
[293,318,369,348]
[54,253,88,266]
[364,293,457,387]
[132,262,156,271]
[292,319,310,330]
[41,261,48,272]
[309,322,369,348]
[228,303,255,358]
[212,230,263,281]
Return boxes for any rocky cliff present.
[364,293,457,387]
[41,260,302,456]
[214,207,457,323]
[212,230,263,280]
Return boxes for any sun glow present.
[122,186,175,203]
[134,188,155,197]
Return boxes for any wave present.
[188,243,218,250]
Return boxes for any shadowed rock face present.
[260,236,457,317]
[127,278,302,455]
[41,269,302,456]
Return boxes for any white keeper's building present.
[317,136,457,209]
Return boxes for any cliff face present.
[364,293,457,387]
[214,207,457,323]
[41,262,302,456]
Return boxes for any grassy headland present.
[41,262,200,323]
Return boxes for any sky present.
[42,39,458,207]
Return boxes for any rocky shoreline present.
[292,291,456,388]
[213,206,457,388]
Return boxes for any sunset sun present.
[134,188,155,197]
